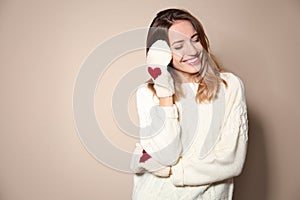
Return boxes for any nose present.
[185,41,198,56]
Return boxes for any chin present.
[183,64,201,74]
[172,62,201,74]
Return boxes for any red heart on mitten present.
[148,67,161,80]
[139,149,151,163]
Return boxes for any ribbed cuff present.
[154,85,174,98]
[152,166,171,177]
[170,158,184,186]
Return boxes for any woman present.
[130,8,248,199]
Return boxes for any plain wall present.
[0,0,299,199]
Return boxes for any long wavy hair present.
[146,8,227,103]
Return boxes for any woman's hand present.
[147,40,175,99]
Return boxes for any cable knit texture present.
[131,72,248,200]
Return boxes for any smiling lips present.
[183,57,200,65]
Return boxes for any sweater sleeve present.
[135,85,182,166]
[130,143,171,177]
[170,74,248,186]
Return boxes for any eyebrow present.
[171,32,199,46]
[191,33,199,39]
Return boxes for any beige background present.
[1,0,299,199]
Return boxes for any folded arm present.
[170,74,248,186]
[130,85,182,175]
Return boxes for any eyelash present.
[174,46,183,50]
[192,37,200,42]
[173,37,200,50]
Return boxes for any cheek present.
[195,43,203,51]
[172,52,181,61]
[171,56,181,70]
[172,49,185,58]
[171,53,182,67]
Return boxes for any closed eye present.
[191,34,200,43]
[173,45,183,50]
[192,37,200,42]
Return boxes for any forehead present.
[168,20,196,40]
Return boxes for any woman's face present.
[168,20,204,75]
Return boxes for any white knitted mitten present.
[147,40,174,98]
[130,143,171,177]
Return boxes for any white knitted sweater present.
[131,72,248,200]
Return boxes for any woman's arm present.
[130,142,172,177]
[170,74,248,186]
[135,85,182,166]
